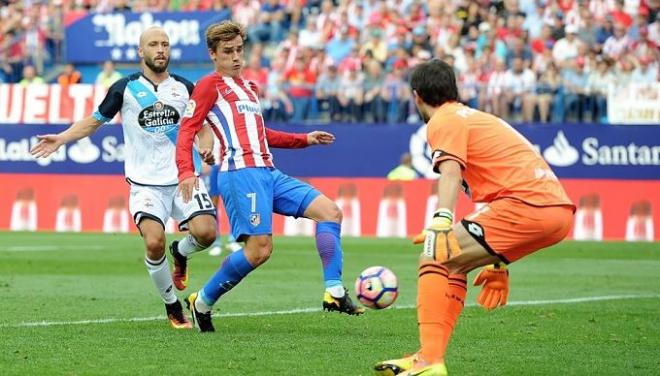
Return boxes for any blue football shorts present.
[218,167,320,240]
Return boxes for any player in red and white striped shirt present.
[176,21,363,332]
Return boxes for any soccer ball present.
[354,266,399,309]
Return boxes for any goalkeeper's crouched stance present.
[374,59,575,376]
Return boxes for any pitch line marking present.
[2,245,108,252]
[3,294,659,329]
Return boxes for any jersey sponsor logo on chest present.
[235,100,261,115]
[138,100,181,133]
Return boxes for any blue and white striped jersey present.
[93,72,201,186]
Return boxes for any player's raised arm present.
[176,76,218,202]
[30,116,105,158]
[31,77,126,158]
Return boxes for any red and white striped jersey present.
[177,72,308,182]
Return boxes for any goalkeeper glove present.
[418,209,461,262]
[412,208,453,244]
[472,263,509,310]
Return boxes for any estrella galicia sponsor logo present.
[138,101,180,133]
[236,101,261,115]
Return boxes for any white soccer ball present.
[354,266,399,309]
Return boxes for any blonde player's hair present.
[206,21,246,52]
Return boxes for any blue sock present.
[316,222,343,289]
[200,248,254,306]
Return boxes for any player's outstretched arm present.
[265,127,308,148]
[30,116,104,158]
[306,131,335,145]
[264,128,334,148]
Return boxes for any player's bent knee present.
[546,206,575,245]
[192,226,216,248]
[322,202,342,223]
[305,195,342,223]
[196,231,216,248]
[245,236,273,266]
[251,246,272,266]
[144,236,165,259]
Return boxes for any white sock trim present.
[195,291,212,313]
[326,285,346,298]
[177,234,204,257]
[145,256,176,304]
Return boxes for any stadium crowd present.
[1,0,658,124]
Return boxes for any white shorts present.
[129,180,216,231]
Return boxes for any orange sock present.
[441,274,467,352]
[417,261,449,364]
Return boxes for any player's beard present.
[144,56,169,74]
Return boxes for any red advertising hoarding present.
[1,174,657,241]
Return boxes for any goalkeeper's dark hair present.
[206,21,246,52]
[410,59,459,107]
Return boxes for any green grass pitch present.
[1,232,659,375]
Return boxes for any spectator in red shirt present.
[531,25,556,54]
[337,46,362,74]
[284,56,316,122]
[610,0,633,28]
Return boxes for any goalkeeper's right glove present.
[472,263,509,310]
[417,209,461,261]
[412,208,453,244]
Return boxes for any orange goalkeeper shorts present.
[460,198,575,264]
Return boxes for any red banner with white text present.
[0,84,119,124]
[1,174,657,241]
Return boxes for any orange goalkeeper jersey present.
[427,102,573,208]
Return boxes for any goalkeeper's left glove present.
[472,263,509,310]
[418,209,461,262]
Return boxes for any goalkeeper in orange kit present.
[374,60,575,376]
